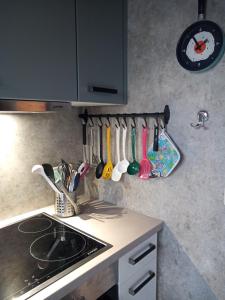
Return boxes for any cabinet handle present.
[88,86,118,94]
[128,271,155,296]
[128,243,156,265]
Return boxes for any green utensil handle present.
[131,127,136,160]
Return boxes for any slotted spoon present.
[139,127,153,179]
[102,126,113,180]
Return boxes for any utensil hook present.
[142,117,147,128]
[88,116,94,127]
[105,116,111,128]
[115,116,120,128]
[121,116,127,129]
[131,116,136,128]
[154,116,159,127]
[97,116,103,127]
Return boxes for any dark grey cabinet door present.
[0,0,77,101]
[76,0,126,104]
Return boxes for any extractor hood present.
[0,99,71,113]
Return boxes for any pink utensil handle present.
[142,127,148,159]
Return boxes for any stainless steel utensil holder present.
[55,192,76,218]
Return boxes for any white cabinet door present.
[119,234,157,283]
[118,233,157,300]
[119,271,156,300]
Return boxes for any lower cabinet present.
[118,234,157,300]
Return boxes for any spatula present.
[139,127,153,179]
[32,165,62,194]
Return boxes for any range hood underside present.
[0,99,120,113]
[0,99,71,113]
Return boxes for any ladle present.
[96,125,105,179]
[112,126,122,181]
[127,127,140,175]
[80,121,90,179]
[118,125,129,174]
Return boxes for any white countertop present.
[0,200,163,300]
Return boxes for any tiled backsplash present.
[0,110,82,220]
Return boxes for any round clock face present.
[176,20,224,71]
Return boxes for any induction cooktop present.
[0,213,111,300]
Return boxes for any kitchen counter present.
[0,200,163,300]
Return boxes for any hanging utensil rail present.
[79,105,170,125]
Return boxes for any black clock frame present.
[176,20,224,72]
[176,0,224,72]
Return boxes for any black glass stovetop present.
[0,213,111,300]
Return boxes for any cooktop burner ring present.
[30,231,87,262]
[18,217,53,234]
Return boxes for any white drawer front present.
[119,234,157,283]
[119,270,156,300]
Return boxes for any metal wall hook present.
[191,111,209,129]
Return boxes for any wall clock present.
[176,0,225,72]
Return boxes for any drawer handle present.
[88,86,118,94]
[128,243,156,265]
[128,271,155,296]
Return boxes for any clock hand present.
[193,36,201,49]
[193,37,208,51]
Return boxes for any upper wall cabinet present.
[0,0,77,101]
[0,0,126,105]
[76,0,126,104]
